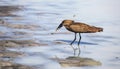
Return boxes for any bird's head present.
[56,20,74,31]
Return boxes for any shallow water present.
[0,0,120,69]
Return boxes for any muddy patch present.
[0,39,47,48]
[0,60,35,69]
[53,56,101,67]
[0,5,22,17]
[0,31,4,35]
[0,20,41,30]
[0,51,24,58]
[0,46,35,69]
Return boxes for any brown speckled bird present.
[56,20,103,46]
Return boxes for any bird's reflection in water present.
[70,45,81,57]
[52,45,101,67]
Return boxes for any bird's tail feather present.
[89,26,103,33]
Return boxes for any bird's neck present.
[64,25,70,29]
[64,25,72,31]
[63,23,73,30]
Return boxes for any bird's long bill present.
[56,22,63,31]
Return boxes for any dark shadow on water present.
[56,39,98,45]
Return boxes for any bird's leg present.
[78,33,81,56]
[78,33,81,46]
[70,33,77,45]
[78,44,81,57]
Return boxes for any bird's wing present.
[70,22,96,33]
[70,22,103,33]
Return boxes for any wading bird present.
[56,20,103,56]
